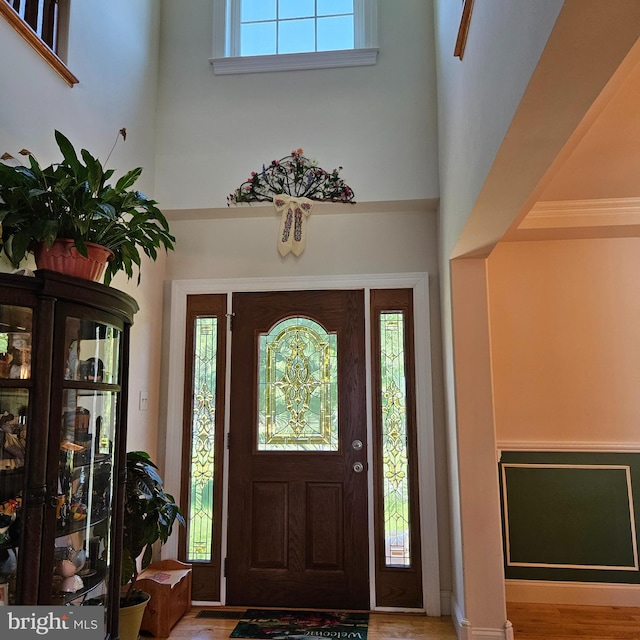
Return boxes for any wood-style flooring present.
[507,602,640,640]
[151,603,640,639]
[157,608,457,640]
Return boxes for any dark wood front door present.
[226,290,369,609]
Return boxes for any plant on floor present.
[0,129,175,284]
[121,450,184,606]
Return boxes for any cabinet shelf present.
[0,467,24,478]
[56,511,108,538]
[63,381,122,393]
[53,561,108,605]
[69,453,111,470]
[0,379,33,389]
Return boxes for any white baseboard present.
[506,579,640,606]
[451,592,513,640]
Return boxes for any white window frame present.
[210,0,378,75]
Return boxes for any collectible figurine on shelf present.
[0,497,21,545]
[53,546,85,594]
[0,413,26,470]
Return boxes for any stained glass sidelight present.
[380,312,411,566]
[257,317,338,451]
[187,317,217,561]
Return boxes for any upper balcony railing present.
[0,0,78,85]
[6,0,59,51]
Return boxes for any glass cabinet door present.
[0,304,32,605]
[52,316,121,614]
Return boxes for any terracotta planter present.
[33,239,113,282]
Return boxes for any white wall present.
[434,0,640,635]
[166,205,436,279]
[434,0,563,261]
[0,0,164,458]
[433,0,563,634]
[154,0,439,209]
[490,238,640,446]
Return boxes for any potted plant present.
[120,450,184,640]
[0,130,175,285]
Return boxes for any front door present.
[226,290,369,609]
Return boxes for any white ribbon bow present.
[273,194,314,257]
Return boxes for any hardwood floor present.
[156,608,458,640]
[508,602,640,640]
[147,603,640,639]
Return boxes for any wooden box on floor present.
[137,559,192,637]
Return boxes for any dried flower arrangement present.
[227,148,355,205]
[227,149,355,256]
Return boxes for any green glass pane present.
[380,312,411,567]
[187,317,217,562]
[258,317,338,452]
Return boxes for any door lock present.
[353,462,364,473]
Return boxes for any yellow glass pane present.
[258,317,338,451]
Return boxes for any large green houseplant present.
[0,130,175,284]
[121,450,184,603]
[119,451,184,640]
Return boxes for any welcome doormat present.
[229,609,369,639]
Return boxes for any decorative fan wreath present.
[227,149,355,256]
[227,148,355,205]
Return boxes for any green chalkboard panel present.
[499,452,640,583]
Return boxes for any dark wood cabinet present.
[0,270,138,639]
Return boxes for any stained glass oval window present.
[257,317,338,451]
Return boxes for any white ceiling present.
[506,41,640,242]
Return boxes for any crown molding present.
[519,197,640,230]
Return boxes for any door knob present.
[353,462,364,473]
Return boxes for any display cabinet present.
[0,270,138,639]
